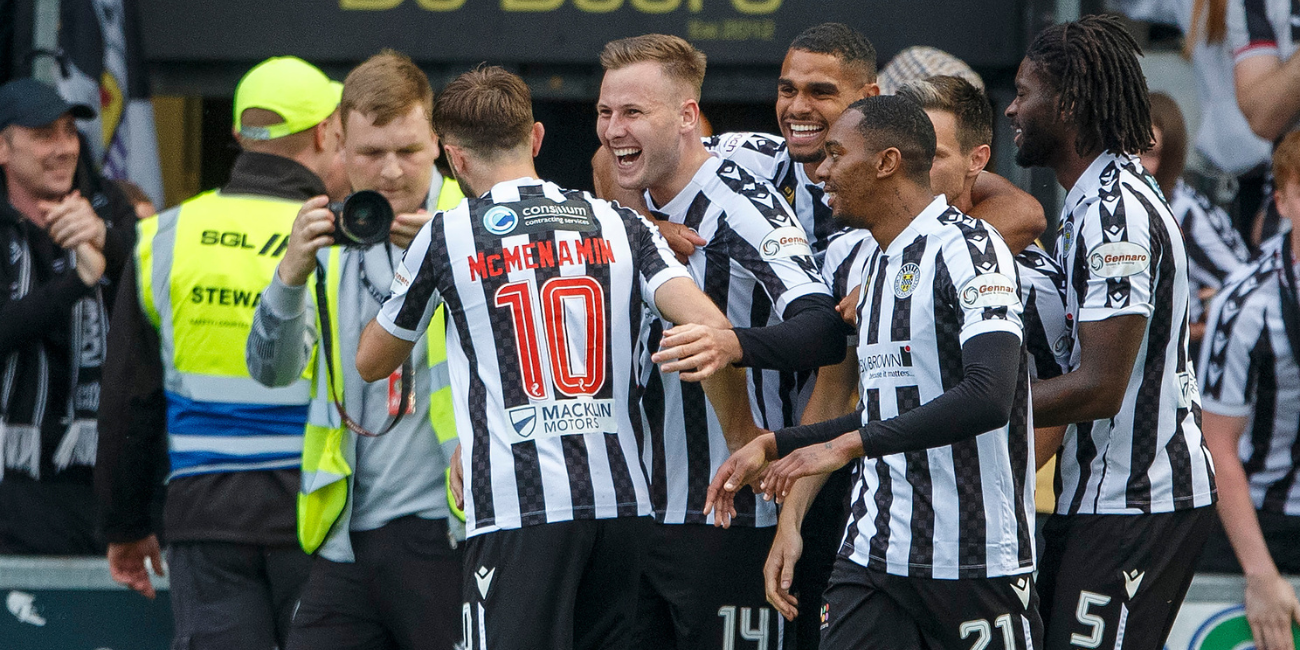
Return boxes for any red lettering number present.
[494,276,608,399]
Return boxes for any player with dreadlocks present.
[1007,14,1217,649]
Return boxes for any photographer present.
[96,56,344,649]
[245,50,464,650]
[0,78,136,555]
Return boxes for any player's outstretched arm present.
[1031,314,1146,427]
[969,171,1046,254]
[1204,410,1300,650]
[357,319,416,383]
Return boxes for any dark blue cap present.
[0,78,95,131]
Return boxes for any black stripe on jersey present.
[1023,286,1062,380]
[714,159,798,229]
[806,183,837,254]
[1244,0,1277,43]
[643,320,669,521]
[513,441,547,526]
[932,256,962,390]
[682,193,711,231]
[562,435,595,517]
[749,284,773,423]
[1127,197,1177,511]
[681,379,713,524]
[891,238,927,341]
[1243,330,1276,476]
[897,386,935,578]
[1099,174,1134,309]
[433,212,496,528]
[841,474,871,559]
[1009,350,1035,569]
[1064,421,1098,515]
[1167,243,1198,505]
[865,256,888,345]
[1183,210,1230,282]
[605,433,641,518]
[832,237,869,301]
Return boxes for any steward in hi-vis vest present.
[97,56,343,650]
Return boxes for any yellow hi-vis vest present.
[298,179,464,554]
[136,191,310,478]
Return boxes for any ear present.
[429,128,442,160]
[681,98,701,133]
[859,82,881,100]
[968,144,991,178]
[530,122,545,158]
[0,131,11,166]
[444,144,469,179]
[876,147,904,179]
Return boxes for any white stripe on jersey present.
[640,156,830,527]
[705,132,837,262]
[841,197,1036,579]
[1053,153,1216,515]
[1169,180,1249,322]
[1016,244,1071,381]
[1200,234,1300,515]
[377,177,690,536]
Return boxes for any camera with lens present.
[328,190,394,247]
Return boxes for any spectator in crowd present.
[0,78,136,555]
[114,179,156,219]
[1141,92,1250,352]
[96,56,343,647]
[246,50,464,650]
[876,45,985,94]
[1230,0,1300,243]
[1198,129,1300,650]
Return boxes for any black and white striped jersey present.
[376,177,691,537]
[1169,180,1250,322]
[639,156,830,527]
[704,132,838,262]
[1052,153,1216,515]
[822,228,878,303]
[840,197,1035,579]
[1199,234,1300,515]
[1017,244,1071,381]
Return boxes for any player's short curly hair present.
[789,23,877,83]
[847,95,936,183]
[896,75,993,153]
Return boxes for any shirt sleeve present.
[1199,268,1272,417]
[1018,255,1070,380]
[619,205,691,316]
[376,217,444,342]
[940,217,1025,346]
[1071,181,1161,323]
[1229,0,1280,62]
[246,270,317,388]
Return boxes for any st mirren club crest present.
[510,407,537,438]
[894,263,920,299]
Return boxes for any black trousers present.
[167,541,312,650]
[287,516,463,650]
[1198,509,1300,574]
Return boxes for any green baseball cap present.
[233,56,343,141]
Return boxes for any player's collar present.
[645,156,721,220]
[1064,151,1138,209]
[884,195,950,256]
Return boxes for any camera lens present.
[337,190,394,247]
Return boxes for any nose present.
[601,113,627,142]
[788,91,812,117]
[380,153,402,181]
[1004,99,1017,120]
[815,156,831,183]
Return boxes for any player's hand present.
[837,286,860,326]
[74,242,106,286]
[390,209,431,249]
[41,191,106,250]
[651,323,742,381]
[651,217,706,263]
[705,433,777,528]
[279,196,335,287]
[449,444,464,511]
[761,435,856,503]
[764,521,802,621]
[1244,571,1300,650]
[107,535,165,599]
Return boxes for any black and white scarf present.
[1,235,107,480]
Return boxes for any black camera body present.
[329,190,394,247]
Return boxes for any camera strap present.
[314,265,410,438]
